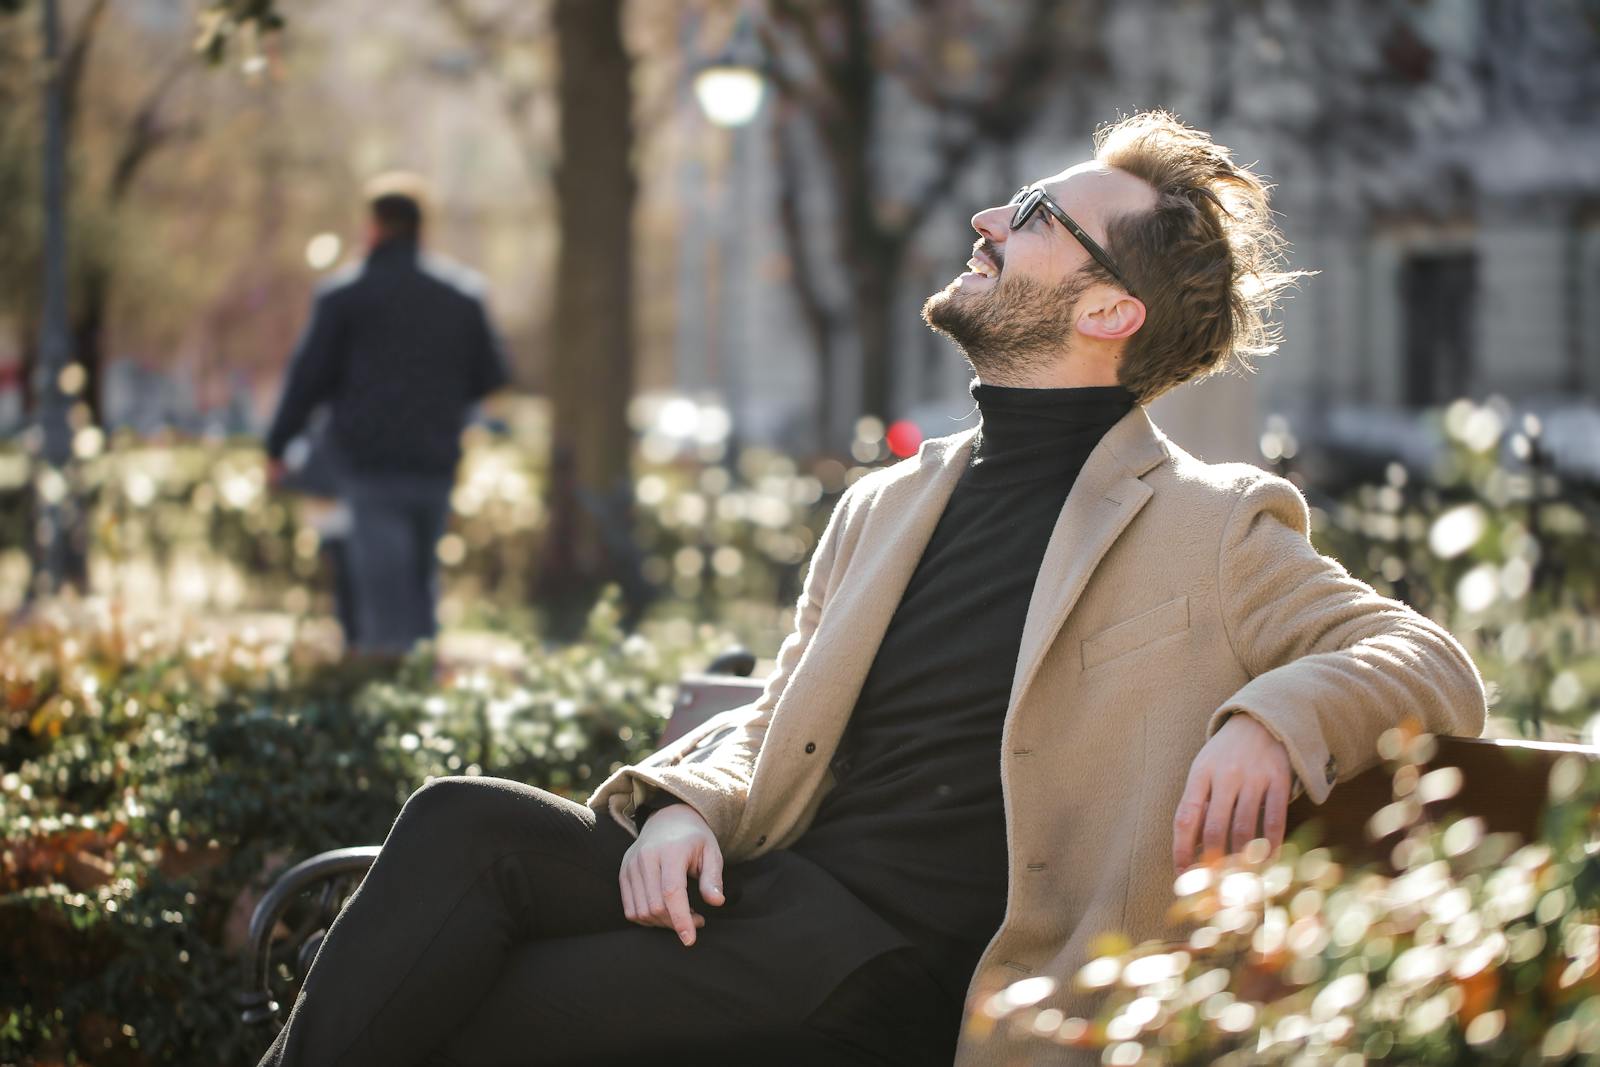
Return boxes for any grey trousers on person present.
[342,474,453,656]
[255,777,960,1067]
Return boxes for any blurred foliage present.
[0,423,886,658]
[0,589,731,1065]
[974,721,1600,1064]
[1,395,1595,1062]
[8,395,1595,721]
[194,2,284,67]
[1302,398,1600,739]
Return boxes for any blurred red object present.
[886,420,922,458]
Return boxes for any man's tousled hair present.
[1090,110,1310,405]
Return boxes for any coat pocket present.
[1080,595,1190,671]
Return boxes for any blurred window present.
[1401,251,1476,407]
[1581,225,1600,395]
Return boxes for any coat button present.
[804,742,816,754]
[756,834,767,846]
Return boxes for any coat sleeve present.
[466,292,510,401]
[1206,472,1488,805]
[585,485,854,844]
[266,288,346,460]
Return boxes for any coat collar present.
[867,404,1170,712]
[812,404,1164,755]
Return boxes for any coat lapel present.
[728,427,981,852]
[813,426,980,671]
[1008,404,1169,711]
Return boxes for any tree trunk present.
[70,263,106,426]
[854,244,902,427]
[538,0,644,638]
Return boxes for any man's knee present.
[395,776,568,848]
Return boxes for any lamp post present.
[691,10,765,471]
[32,0,79,597]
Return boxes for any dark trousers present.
[256,777,959,1066]
[342,475,453,657]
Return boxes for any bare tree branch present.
[60,0,113,136]
[109,55,195,204]
[758,0,1108,429]
[897,0,1068,236]
[434,0,553,184]
[771,102,839,447]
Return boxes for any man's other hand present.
[1172,712,1293,875]
[266,457,288,490]
[619,803,726,947]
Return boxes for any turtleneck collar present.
[963,377,1137,489]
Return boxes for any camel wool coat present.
[587,402,1488,1066]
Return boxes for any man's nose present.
[971,205,1010,243]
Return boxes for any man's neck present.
[971,345,1125,389]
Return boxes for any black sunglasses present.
[1007,185,1137,297]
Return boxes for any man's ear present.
[1077,293,1146,343]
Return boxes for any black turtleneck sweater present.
[789,378,1137,1007]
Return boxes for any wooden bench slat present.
[1287,735,1599,872]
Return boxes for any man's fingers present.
[1201,777,1237,862]
[1172,775,1209,873]
[619,863,637,922]
[662,878,696,945]
[618,850,639,921]
[1231,780,1266,855]
[626,862,651,925]
[699,845,726,907]
[1262,774,1290,852]
[642,855,668,926]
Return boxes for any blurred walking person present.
[266,172,509,656]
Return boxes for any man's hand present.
[619,803,726,947]
[265,457,288,490]
[1172,712,1293,875]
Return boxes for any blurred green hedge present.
[975,725,1600,1064]
[0,427,854,657]
[3,396,1597,1063]
[1305,400,1600,738]
[0,590,729,1066]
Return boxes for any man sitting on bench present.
[257,110,1487,1067]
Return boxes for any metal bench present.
[235,658,1594,1031]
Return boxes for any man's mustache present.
[972,238,1004,273]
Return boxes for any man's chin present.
[921,280,973,328]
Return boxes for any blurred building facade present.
[677,0,1600,480]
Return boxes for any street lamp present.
[692,11,766,128]
[688,8,766,473]
[693,63,764,127]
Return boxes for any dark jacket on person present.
[265,236,510,479]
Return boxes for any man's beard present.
[921,271,1091,382]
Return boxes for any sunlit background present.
[3,1,1600,1064]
